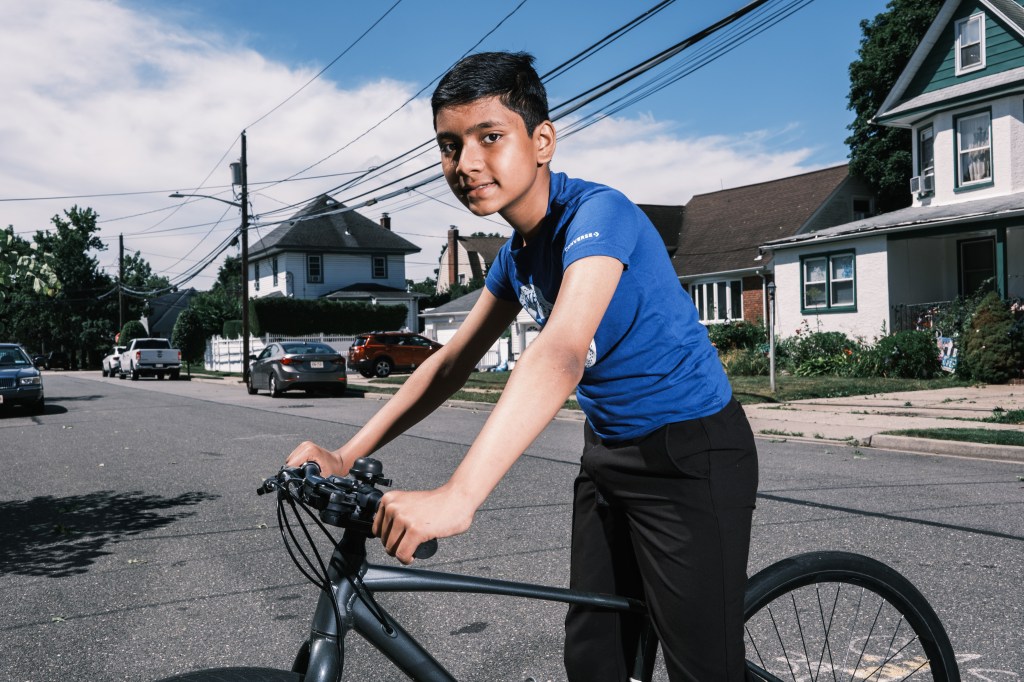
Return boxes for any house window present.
[956,111,991,186]
[955,13,985,75]
[272,257,278,286]
[690,280,742,323]
[801,251,855,312]
[958,237,995,296]
[852,197,872,221]
[372,254,388,279]
[918,125,935,187]
[254,261,260,292]
[307,254,323,284]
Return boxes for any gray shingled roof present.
[671,165,850,278]
[761,192,1024,251]
[250,195,420,258]
[638,204,684,255]
[420,287,485,317]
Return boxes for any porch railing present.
[891,301,953,334]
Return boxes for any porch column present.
[995,226,1007,298]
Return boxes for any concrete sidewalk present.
[193,371,1024,463]
[742,383,1024,462]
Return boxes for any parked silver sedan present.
[246,342,347,398]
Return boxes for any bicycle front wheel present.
[743,551,960,682]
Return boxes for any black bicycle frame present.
[292,531,656,682]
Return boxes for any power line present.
[244,0,405,131]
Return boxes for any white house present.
[435,227,507,293]
[762,0,1024,341]
[248,197,423,331]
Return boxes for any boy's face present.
[435,96,554,230]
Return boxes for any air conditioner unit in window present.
[909,176,921,194]
[921,172,935,193]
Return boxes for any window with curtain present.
[801,251,856,312]
[956,111,991,186]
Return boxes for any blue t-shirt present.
[485,171,732,441]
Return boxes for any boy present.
[286,51,758,681]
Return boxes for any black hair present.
[431,51,550,135]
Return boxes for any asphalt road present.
[1,372,1021,681]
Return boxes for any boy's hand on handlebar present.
[373,486,475,565]
[285,441,349,478]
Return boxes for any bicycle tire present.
[153,667,302,681]
[743,551,960,682]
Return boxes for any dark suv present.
[44,351,74,371]
[348,332,442,378]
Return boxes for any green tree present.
[172,307,206,376]
[846,0,944,213]
[187,255,242,339]
[119,320,148,349]
[0,228,61,343]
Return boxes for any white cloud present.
[0,0,835,285]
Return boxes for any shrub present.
[868,329,941,379]
[250,298,408,336]
[172,308,207,365]
[707,321,766,352]
[786,330,859,375]
[961,292,1019,383]
[222,320,242,339]
[719,348,768,376]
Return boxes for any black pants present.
[564,399,758,682]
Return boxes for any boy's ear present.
[534,120,556,166]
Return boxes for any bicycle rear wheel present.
[743,551,960,682]
[153,667,301,681]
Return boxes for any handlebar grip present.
[413,538,438,560]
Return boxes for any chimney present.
[379,213,391,230]
[447,226,459,288]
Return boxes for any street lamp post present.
[767,280,777,393]
[169,131,251,385]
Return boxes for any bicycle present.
[157,458,961,681]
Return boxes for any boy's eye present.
[438,141,456,155]
[483,133,501,143]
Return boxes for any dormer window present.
[955,13,985,75]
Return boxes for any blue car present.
[0,344,45,414]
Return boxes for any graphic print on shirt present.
[518,283,598,368]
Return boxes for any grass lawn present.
[360,372,974,409]
[727,374,973,404]
[883,428,1024,447]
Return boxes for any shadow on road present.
[0,489,218,577]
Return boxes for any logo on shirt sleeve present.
[563,231,600,253]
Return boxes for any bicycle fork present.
[293,543,457,682]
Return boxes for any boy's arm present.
[284,289,521,475]
[373,256,624,564]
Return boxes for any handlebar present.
[258,457,438,560]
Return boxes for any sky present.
[0,0,894,288]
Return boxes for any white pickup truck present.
[117,338,182,381]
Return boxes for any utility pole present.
[118,234,125,334]
[237,131,251,384]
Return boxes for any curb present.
[867,434,1024,463]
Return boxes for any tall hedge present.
[249,298,408,336]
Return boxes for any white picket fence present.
[205,334,357,373]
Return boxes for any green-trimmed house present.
[762,0,1024,340]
